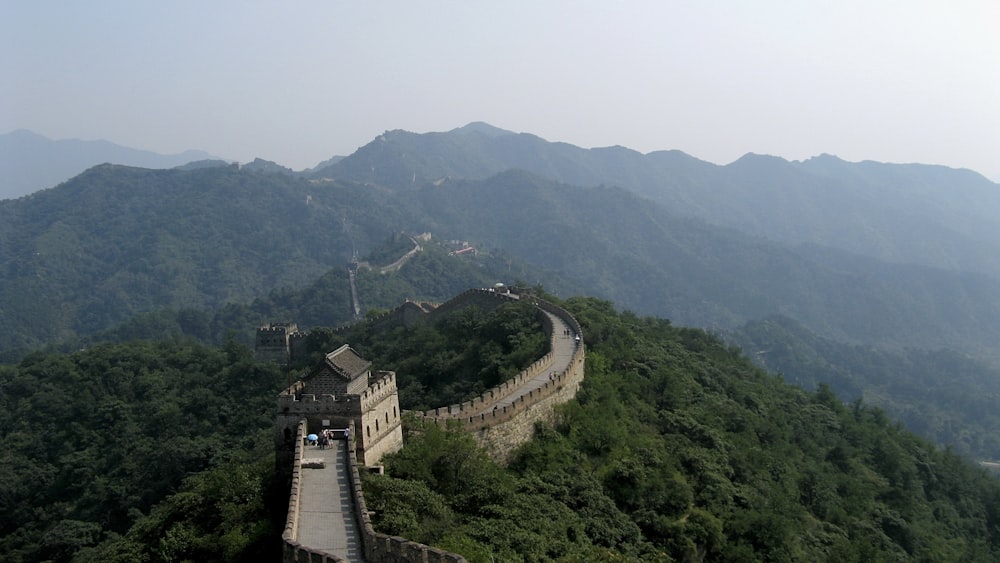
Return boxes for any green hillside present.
[0,164,391,355]
[6,295,1000,562]
[316,123,1000,279]
[5,142,1000,468]
[363,297,1000,561]
[7,161,999,364]
[729,315,1000,460]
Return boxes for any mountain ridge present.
[0,129,221,199]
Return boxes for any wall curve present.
[417,291,586,463]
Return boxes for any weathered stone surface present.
[281,289,583,563]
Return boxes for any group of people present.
[561,328,582,346]
[306,427,350,450]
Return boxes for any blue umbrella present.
[307,433,318,441]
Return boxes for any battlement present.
[279,289,584,558]
[361,371,398,411]
[255,322,301,364]
[416,293,586,461]
[282,417,467,563]
[421,369,571,429]
[258,322,298,332]
[416,294,583,423]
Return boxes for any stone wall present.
[358,287,517,334]
[357,372,403,466]
[472,357,584,462]
[343,427,468,563]
[282,417,467,563]
[417,294,586,463]
[277,371,404,469]
[276,387,364,455]
[417,307,554,421]
[280,289,585,560]
[256,323,298,364]
[281,419,352,563]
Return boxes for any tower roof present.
[320,344,372,381]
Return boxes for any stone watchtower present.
[276,344,403,468]
[255,322,300,365]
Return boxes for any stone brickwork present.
[282,418,466,563]
[279,289,584,561]
[277,363,403,471]
[417,292,585,462]
[256,322,300,365]
[358,372,403,466]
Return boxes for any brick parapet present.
[360,371,398,412]
[282,419,352,562]
[280,289,584,560]
[417,345,554,420]
[416,294,584,426]
[342,424,468,563]
[277,393,364,418]
[416,294,586,460]
[421,351,584,432]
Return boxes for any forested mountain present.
[7,296,1000,561]
[728,315,1000,460]
[314,123,1000,279]
[0,129,217,200]
[390,170,1000,361]
[5,163,1000,366]
[5,154,1000,463]
[4,123,1000,473]
[0,164,404,356]
[82,242,572,355]
[363,297,1000,561]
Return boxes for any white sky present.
[2,1,998,179]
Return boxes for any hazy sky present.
[2,1,998,179]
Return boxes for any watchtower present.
[276,345,403,469]
[255,322,300,365]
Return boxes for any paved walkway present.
[474,310,579,415]
[296,439,364,563]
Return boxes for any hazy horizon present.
[3,2,997,180]
[5,123,999,184]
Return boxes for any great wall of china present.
[272,288,586,562]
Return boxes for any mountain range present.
[314,122,1000,280]
[3,123,1000,461]
[0,129,219,200]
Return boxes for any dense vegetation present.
[6,159,1000,366]
[366,297,1000,561]
[76,240,564,354]
[300,299,549,410]
[6,157,1000,469]
[0,164,405,357]
[4,124,1000,561]
[729,315,1000,460]
[0,340,284,562]
[4,285,1000,561]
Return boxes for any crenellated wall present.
[356,287,517,334]
[358,372,403,466]
[282,418,467,563]
[256,323,299,365]
[416,293,586,462]
[279,289,584,560]
[343,428,468,563]
[276,373,403,469]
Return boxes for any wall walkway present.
[283,419,467,563]
[295,440,363,561]
[283,289,584,561]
